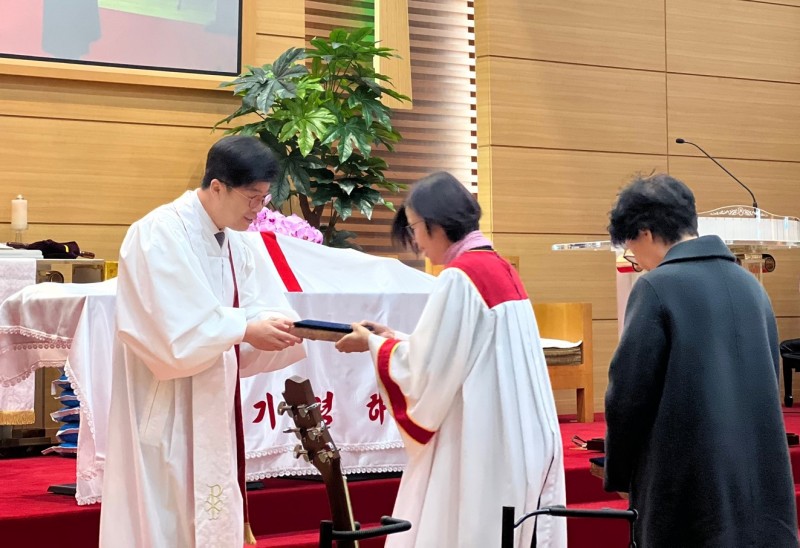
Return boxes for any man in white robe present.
[99,136,306,548]
[336,172,567,547]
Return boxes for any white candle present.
[11,195,27,230]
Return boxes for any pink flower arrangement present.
[247,197,324,244]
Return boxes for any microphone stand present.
[501,505,638,548]
[675,138,759,210]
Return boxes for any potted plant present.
[216,27,410,248]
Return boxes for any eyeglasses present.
[227,185,270,209]
[622,250,643,272]
[405,220,425,240]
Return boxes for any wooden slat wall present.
[0,0,305,261]
[476,0,800,414]
[306,0,476,263]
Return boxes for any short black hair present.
[201,135,278,189]
[391,171,481,249]
[608,173,698,246]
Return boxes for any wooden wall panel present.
[492,234,619,321]
[0,116,219,225]
[476,0,665,71]
[256,0,305,37]
[486,149,667,234]
[477,0,800,416]
[478,57,667,154]
[667,74,800,162]
[763,250,800,319]
[0,75,238,128]
[667,0,800,83]
[376,0,413,108]
[668,156,800,215]
[253,34,308,65]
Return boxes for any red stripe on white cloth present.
[259,232,303,292]
[377,338,435,445]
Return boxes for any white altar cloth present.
[0,258,37,425]
[0,233,433,504]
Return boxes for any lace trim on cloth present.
[0,409,35,425]
[0,326,71,386]
[247,463,405,481]
[0,359,69,387]
[76,494,101,506]
[65,362,96,437]
[245,440,404,460]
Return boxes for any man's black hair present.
[201,135,278,189]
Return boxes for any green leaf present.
[310,184,343,207]
[320,117,372,162]
[347,86,390,127]
[333,196,353,220]
[278,105,336,156]
[334,178,357,195]
[329,29,349,44]
[271,47,308,79]
[271,157,293,207]
[326,228,360,250]
[349,26,374,44]
[282,150,313,195]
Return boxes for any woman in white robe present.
[336,172,567,548]
[99,136,306,548]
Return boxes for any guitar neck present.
[323,462,358,548]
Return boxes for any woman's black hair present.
[390,171,481,250]
[608,173,698,246]
[201,135,278,189]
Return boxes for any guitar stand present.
[502,505,638,548]
[319,515,412,547]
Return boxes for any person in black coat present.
[604,173,798,547]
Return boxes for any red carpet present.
[4,411,800,547]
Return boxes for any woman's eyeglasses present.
[404,220,425,240]
[622,250,642,272]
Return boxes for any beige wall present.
[0,1,305,261]
[476,0,800,414]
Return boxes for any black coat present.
[605,235,798,547]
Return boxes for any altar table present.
[0,233,434,504]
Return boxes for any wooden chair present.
[534,302,594,423]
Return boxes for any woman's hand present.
[360,321,395,339]
[335,323,374,353]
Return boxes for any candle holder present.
[13,229,25,244]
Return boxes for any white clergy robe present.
[99,190,306,548]
[368,250,567,548]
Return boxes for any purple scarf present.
[443,230,494,265]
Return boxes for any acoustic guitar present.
[279,375,359,548]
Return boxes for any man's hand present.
[335,323,373,353]
[243,318,302,351]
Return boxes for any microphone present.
[675,138,758,209]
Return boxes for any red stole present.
[229,246,257,544]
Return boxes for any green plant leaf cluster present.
[216,27,410,247]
